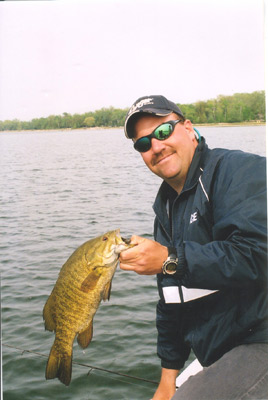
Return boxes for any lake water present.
[1,125,266,400]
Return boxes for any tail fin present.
[46,341,72,386]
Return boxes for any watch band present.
[168,247,177,258]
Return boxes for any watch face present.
[166,262,177,271]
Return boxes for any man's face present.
[133,113,198,192]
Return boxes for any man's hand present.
[119,235,168,275]
[152,368,179,400]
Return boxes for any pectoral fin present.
[103,281,112,301]
[80,272,100,293]
[77,320,93,349]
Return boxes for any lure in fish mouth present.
[98,235,133,261]
[122,237,132,245]
[113,232,134,255]
[114,239,133,255]
[43,229,134,386]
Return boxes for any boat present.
[176,358,203,388]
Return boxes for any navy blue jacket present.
[153,138,267,370]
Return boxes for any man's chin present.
[156,170,181,182]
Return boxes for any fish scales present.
[43,229,133,386]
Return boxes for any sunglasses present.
[133,119,183,153]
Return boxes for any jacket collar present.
[182,137,208,193]
[153,138,208,233]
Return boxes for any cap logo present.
[127,97,154,117]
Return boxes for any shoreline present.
[0,121,266,134]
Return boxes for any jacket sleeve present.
[182,152,267,291]
[156,300,191,369]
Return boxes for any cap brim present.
[124,108,172,138]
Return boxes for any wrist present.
[162,247,186,278]
[159,367,179,396]
[162,247,178,275]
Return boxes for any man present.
[119,95,268,400]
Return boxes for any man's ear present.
[184,119,196,142]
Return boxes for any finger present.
[119,262,136,272]
[119,244,140,261]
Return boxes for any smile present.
[155,153,174,166]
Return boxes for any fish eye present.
[102,236,108,241]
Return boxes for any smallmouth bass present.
[43,229,133,386]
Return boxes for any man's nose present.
[151,138,165,153]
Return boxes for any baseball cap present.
[124,95,184,138]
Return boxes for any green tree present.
[84,116,95,127]
[0,90,265,131]
[71,114,85,129]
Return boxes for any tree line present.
[0,91,265,131]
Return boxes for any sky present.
[0,0,266,121]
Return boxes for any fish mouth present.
[99,231,133,261]
[114,236,133,255]
[87,230,133,267]
[113,243,128,255]
[97,248,118,264]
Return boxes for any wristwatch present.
[162,247,178,275]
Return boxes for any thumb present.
[130,235,145,245]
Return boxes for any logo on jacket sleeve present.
[190,211,198,224]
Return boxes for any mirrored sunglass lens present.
[135,137,151,152]
[154,123,172,139]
